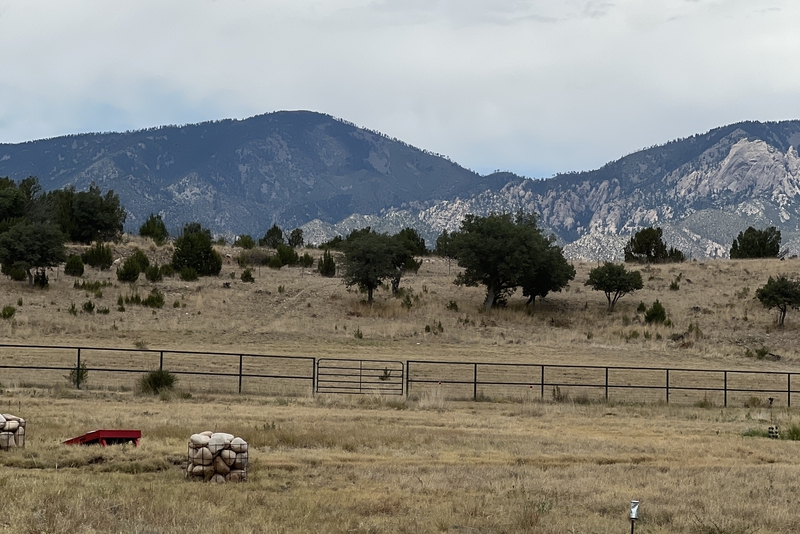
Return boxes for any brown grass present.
[1,237,800,532]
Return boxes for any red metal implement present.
[62,430,141,447]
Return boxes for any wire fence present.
[0,344,797,407]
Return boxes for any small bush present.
[1,306,15,319]
[782,424,800,441]
[241,269,255,283]
[180,266,198,281]
[7,263,27,281]
[82,301,95,314]
[116,255,142,283]
[236,253,249,267]
[267,254,284,269]
[145,264,163,283]
[142,289,165,308]
[669,279,680,291]
[82,241,113,269]
[138,369,177,395]
[16,298,22,306]
[299,253,314,268]
[234,235,255,249]
[173,300,181,308]
[159,264,175,278]
[636,301,647,313]
[354,326,363,339]
[66,361,89,388]
[276,244,299,266]
[64,255,85,277]
[68,302,78,315]
[644,300,667,324]
[318,250,336,277]
[97,307,110,314]
[446,300,459,312]
[129,249,150,271]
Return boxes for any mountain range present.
[2,111,800,259]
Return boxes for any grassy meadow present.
[1,236,800,533]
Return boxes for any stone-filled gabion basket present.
[186,431,248,484]
[0,414,26,451]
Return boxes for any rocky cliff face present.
[303,122,800,259]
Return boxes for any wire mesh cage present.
[186,431,248,483]
[0,414,26,451]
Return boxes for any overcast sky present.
[1,0,798,178]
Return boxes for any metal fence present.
[0,344,797,407]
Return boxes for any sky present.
[1,0,799,179]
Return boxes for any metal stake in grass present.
[629,500,640,534]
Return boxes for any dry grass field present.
[2,236,800,533]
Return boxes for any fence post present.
[472,363,478,401]
[159,351,164,371]
[76,348,82,390]
[405,361,409,398]
[604,367,609,401]
[238,354,243,394]
[313,358,317,395]
[723,371,728,407]
[665,369,669,404]
[788,373,792,408]
[540,365,545,400]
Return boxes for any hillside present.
[3,114,800,258]
[0,111,512,236]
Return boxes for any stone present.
[220,449,236,467]
[230,437,248,453]
[0,414,5,429]
[226,470,246,482]
[14,428,25,448]
[4,421,19,432]
[213,456,231,475]
[1,414,19,422]
[0,432,14,449]
[191,464,209,476]
[200,430,213,437]
[207,433,226,454]
[233,452,248,470]
[189,434,210,448]
[211,473,226,484]
[193,447,213,466]
[211,432,234,446]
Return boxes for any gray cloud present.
[0,0,798,179]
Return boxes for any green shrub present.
[139,213,169,246]
[267,255,283,269]
[66,361,89,388]
[636,301,647,313]
[138,369,177,395]
[669,279,680,291]
[142,289,165,308]
[129,249,150,271]
[742,427,769,438]
[173,300,181,308]
[159,264,175,278]
[116,256,141,282]
[236,252,249,267]
[64,255,85,277]
[234,235,255,249]
[82,301,95,314]
[180,266,198,281]
[68,302,78,315]
[782,424,800,441]
[145,264,163,283]
[299,253,314,268]
[446,300,459,312]
[318,249,336,277]
[276,244,298,266]
[82,241,113,269]
[241,269,255,283]
[7,263,27,281]
[1,306,15,319]
[644,300,667,324]
[96,307,110,314]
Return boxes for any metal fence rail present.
[0,344,798,407]
[0,344,316,396]
[405,360,800,407]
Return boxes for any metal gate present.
[316,359,404,395]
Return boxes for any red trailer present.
[63,430,141,447]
